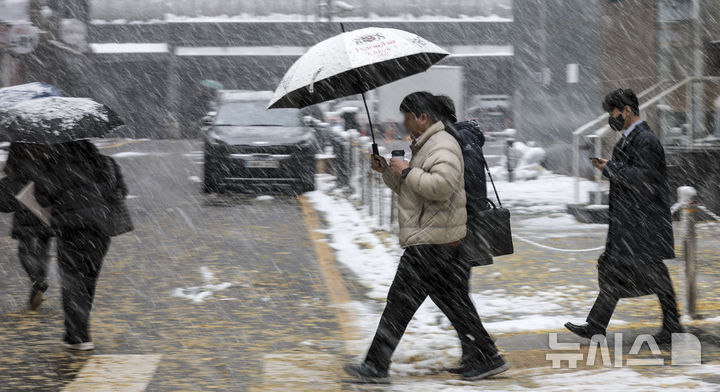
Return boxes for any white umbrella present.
[268,26,449,154]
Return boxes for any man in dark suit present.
[565,88,682,344]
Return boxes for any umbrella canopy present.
[2,96,124,144]
[268,27,449,109]
[0,82,62,111]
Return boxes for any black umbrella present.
[1,96,124,144]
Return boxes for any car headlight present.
[205,130,225,146]
[298,132,317,148]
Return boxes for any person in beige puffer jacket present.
[344,92,508,383]
[382,114,467,248]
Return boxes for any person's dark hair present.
[434,94,457,124]
[48,140,108,180]
[399,91,442,122]
[602,88,639,115]
[4,142,47,177]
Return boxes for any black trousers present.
[364,244,498,372]
[587,261,681,331]
[18,235,52,288]
[57,230,111,344]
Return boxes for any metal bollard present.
[390,190,397,229]
[506,138,516,183]
[369,171,375,217]
[378,176,385,227]
[678,186,698,319]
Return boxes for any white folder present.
[15,182,52,226]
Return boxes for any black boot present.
[343,362,389,384]
[564,322,606,339]
[29,282,49,310]
[462,354,510,381]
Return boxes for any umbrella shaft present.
[360,92,377,147]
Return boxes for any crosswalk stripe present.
[250,353,341,391]
[62,354,162,392]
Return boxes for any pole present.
[340,23,379,158]
[506,138,515,183]
[573,133,580,202]
[679,186,698,319]
[690,0,705,148]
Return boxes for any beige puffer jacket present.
[383,121,467,248]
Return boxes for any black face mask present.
[608,114,624,132]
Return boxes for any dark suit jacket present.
[598,121,675,297]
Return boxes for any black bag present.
[462,162,514,257]
[106,199,133,237]
[102,157,134,237]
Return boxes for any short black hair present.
[399,91,441,122]
[602,88,639,115]
[434,94,457,124]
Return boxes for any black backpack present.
[447,121,514,264]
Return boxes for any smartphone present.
[589,156,599,161]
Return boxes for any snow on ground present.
[515,213,607,240]
[377,365,720,392]
[171,266,234,303]
[491,173,599,214]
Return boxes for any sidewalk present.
[307,172,720,390]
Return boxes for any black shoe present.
[653,326,685,345]
[447,364,467,374]
[29,282,48,310]
[462,355,510,381]
[343,363,389,384]
[564,322,606,340]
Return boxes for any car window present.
[215,101,301,127]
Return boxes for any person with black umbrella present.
[565,88,682,344]
[0,143,54,310]
[2,96,129,350]
[32,140,131,350]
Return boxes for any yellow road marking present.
[298,195,359,343]
[98,140,142,150]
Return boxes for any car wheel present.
[203,161,221,193]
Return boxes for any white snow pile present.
[0,82,59,108]
[489,141,548,181]
[5,97,108,129]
